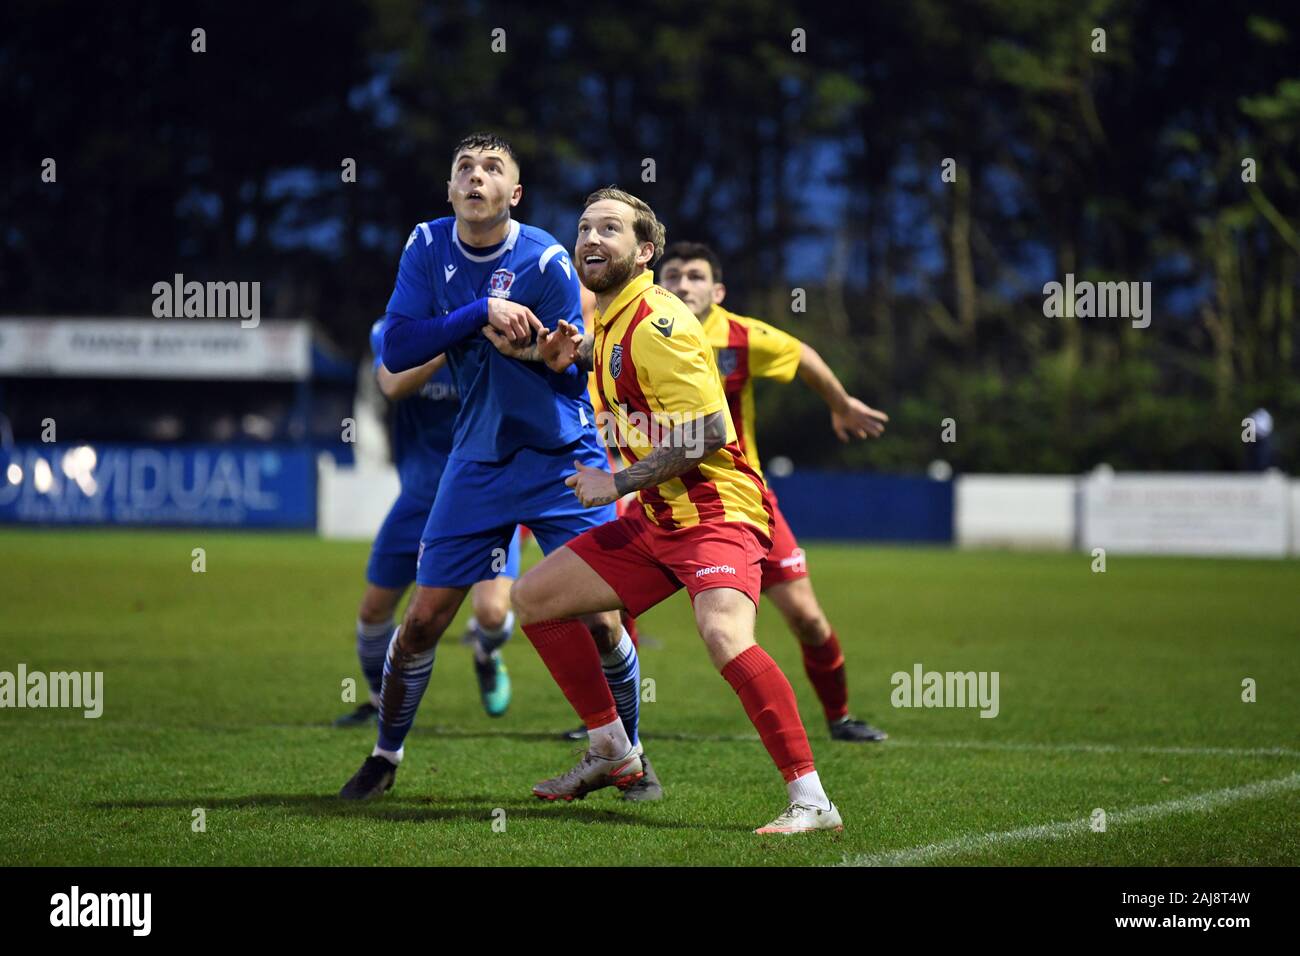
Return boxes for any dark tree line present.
[3,0,1298,472]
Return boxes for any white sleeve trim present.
[538,243,571,280]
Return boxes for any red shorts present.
[760,495,808,591]
[565,505,770,617]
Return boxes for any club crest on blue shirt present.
[610,343,624,379]
[717,347,738,376]
[488,268,516,298]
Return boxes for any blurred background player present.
[658,241,890,742]
[338,134,644,800]
[510,188,842,833]
[334,316,522,728]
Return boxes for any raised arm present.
[796,343,889,442]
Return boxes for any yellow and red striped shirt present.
[591,271,771,535]
[698,304,803,481]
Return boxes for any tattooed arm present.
[566,410,727,507]
[614,409,727,495]
[573,333,595,373]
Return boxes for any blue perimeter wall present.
[768,472,953,543]
[0,444,954,542]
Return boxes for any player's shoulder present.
[717,306,796,342]
[632,284,706,346]
[714,304,763,330]
[515,222,573,279]
[515,221,562,250]
[403,217,453,254]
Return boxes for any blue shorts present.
[416,441,616,588]
[368,489,522,589]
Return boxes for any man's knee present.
[358,587,399,625]
[698,623,754,672]
[771,582,829,645]
[786,606,829,645]
[582,611,620,655]
[510,574,543,627]
[473,588,511,632]
[401,593,457,651]
[476,605,508,632]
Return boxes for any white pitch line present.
[838,771,1300,867]
[635,732,1300,760]
[887,739,1300,760]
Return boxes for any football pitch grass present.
[1,528,1296,867]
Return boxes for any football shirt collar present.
[699,302,727,333]
[594,269,654,328]
[452,219,520,263]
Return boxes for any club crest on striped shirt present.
[610,343,624,379]
[717,347,738,375]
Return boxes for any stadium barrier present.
[955,475,1076,550]
[764,472,954,542]
[959,471,1297,558]
[1079,471,1291,557]
[1293,481,1300,556]
[0,443,316,528]
[312,467,957,544]
[315,454,400,540]
[7,449,1296,559]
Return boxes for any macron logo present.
[695,565,736,578]
[444,264,457,283]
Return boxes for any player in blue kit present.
[339,133,655,800]
[333,316,523,729]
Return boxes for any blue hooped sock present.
[356,619,393,702]
[375,628,437,754]
[601,630,640,747]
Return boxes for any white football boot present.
[532,747,644,801]
[754,801,844,834]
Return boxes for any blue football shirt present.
[384,217,600,463]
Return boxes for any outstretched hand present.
[482,319,583,372]
[539,320,584,372]
[832,397,889,442]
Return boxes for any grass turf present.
[0,528,1297,866]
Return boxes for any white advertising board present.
[0,319,311,380]
[1080,472,1290,557]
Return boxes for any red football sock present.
[721,645,815,782]
[621,611,640,650]
[524,619,618,728]
[801,631,849,722]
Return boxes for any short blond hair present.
[584,187,666,265]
